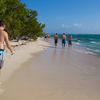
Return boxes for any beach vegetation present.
[0,0,45,41]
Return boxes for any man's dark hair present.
[0,21,5,27]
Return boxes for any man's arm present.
[4,31,15,55]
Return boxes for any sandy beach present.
[0,38,49,85]
[0,39,100,100]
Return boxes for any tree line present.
[0,0,45,41]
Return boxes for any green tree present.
[0,0,45,40]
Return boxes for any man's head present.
[0,21,5,30]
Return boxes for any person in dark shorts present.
[54,33,58,47]
[62,33,66,48]
[44,33,48,39]
[68,34,72,47]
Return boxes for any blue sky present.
[21,0,100,34]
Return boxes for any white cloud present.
[61,24,71,28]
[73,23,82,27]
[61,23,82,29]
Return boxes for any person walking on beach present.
[47,34,50,39]
[68,34,72,47]
[0,21,15,69]
[62,33,66,48]
[44,33,48,40]
[54,33,58,47]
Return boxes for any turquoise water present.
[51,34,100,56]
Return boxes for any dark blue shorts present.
[55,39,58,44]
[68,40,72,45]
[62,39,66,44]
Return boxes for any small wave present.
[85,51,96,55]
[74,49,96,55]
[90,41,96,44]
[86,48,92,50]
[86,48,100,52]
[78,40,81,42]
[86,48,100,56]
[93,49,100,53]
[75,42,80,45]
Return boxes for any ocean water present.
[51,34,100,56]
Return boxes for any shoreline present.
[49,38,100,57]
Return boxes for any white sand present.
[0,38,49,85]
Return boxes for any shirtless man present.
[54,33,58,47]
[62,33,66,48]
[0,21,15,69]
[68,34,72,47]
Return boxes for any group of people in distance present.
[44,33,50,40]
[54,33,72,48]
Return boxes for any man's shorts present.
[55,39,58,44]
[0,49,4,69]
[62,39,66,44]
[68,40,72,45]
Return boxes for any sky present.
[21,0,100,34]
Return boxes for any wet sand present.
[0,40,100,100]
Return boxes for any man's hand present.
[11,50,15,55]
